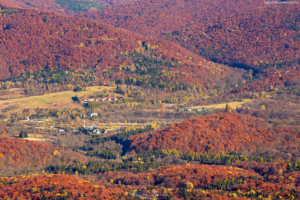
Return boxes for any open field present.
[0,88,26,100]
[190,99,253,109]
[23,134,53,142]
[0,86,116,114]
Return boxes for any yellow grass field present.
[190,99,253,109]
[0,86,115,112]
[24,134,53,142]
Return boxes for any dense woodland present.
[0,174,127,199]
[2,0,137,16]
[128,112,300,160]
[77,0,300,70]
[0,5,229,82]
[0,137,87,171]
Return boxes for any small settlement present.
[83,97,118,102]
[86,124,107,135]
[178,107,214,112]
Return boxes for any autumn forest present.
[0,0,300,199]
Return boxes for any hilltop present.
[0,137,87,173]
[128,112,300,157]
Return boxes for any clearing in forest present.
[191,99,253,109]
[0,86,115,112]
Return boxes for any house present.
[86,124,103,135]
[87,113,98,117]
[186,108,192,112]
[93,129,101,134]
[55,129,65,133]
[35,127,45,129]
[83,96,117,104]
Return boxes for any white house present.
[87,113,98,117]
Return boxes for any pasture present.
[0,86,115,113]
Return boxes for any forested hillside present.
[0,174,126,199]
[1,0,138,16]
[79,0,300,70]
[0,4,230,87]
[0,137,87,169]
[129,112,300,158]
[227,67,300,96]
[4,162,300,199]
[81,0,264,36]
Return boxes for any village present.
[83,96,118,102]
[178,107,214,112]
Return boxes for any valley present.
[0,0,300,199]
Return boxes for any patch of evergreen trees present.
[55,0,106,12]
[19,130,28,138]
[89,126,153,145]
[46,160,165,175]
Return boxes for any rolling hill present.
[94,163,300,199]
[77,0,300,70]
[0,3,230,89]
[128,112,300,157]
[3,162,300,199]
[98,164,261,188]
[0,137,86,169]
[0,174,126,199]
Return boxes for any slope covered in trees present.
[96,163,300,199]
[0,174,126,199]
[98,164,261,188]
[79,0,300,70]
[4,163,300,199]
[0,137,86,168]
[128,112,300,156]
[0,4,229,87]
[0,172,257,199]
[228,67,300,95]
[81,0,263,36]
[1,0,138,16]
